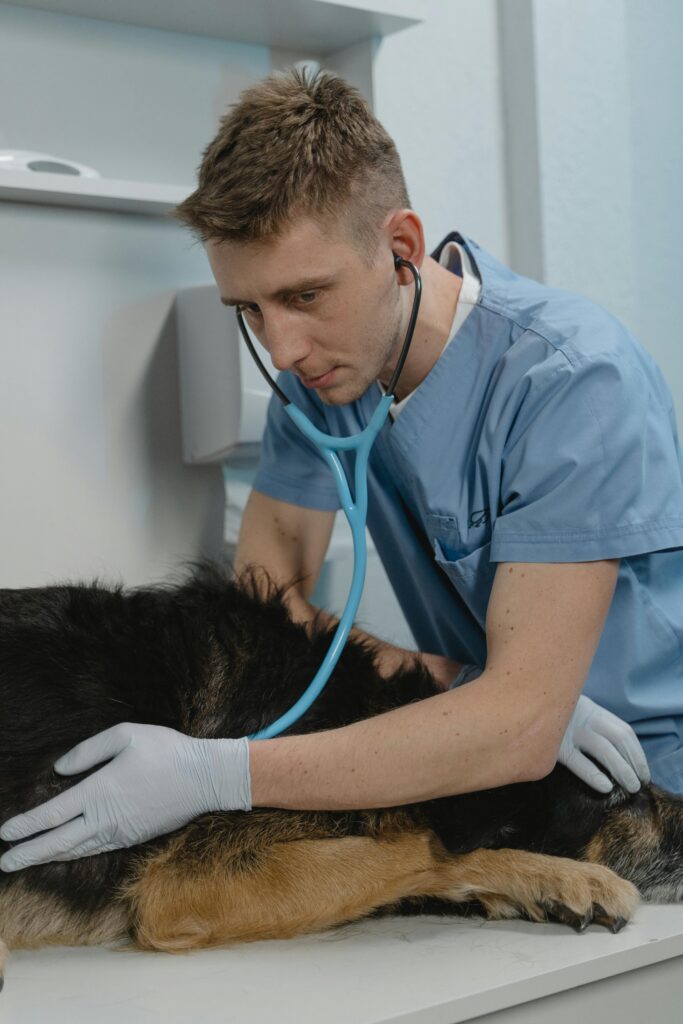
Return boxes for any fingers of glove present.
[593,716,651,786]
[54,723,132,776]
[587,716,651,785]
[563,750,614,793]
[0,778,90,843]
[50,835,124,861]
[579,732,641,793]
[629,740,651,785]
[0,816,90,871]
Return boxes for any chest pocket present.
[426,513,496,630]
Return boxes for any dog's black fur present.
[1,561,682,972]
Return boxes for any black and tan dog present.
[1,561,682,987]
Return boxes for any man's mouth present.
[300,367,337,389]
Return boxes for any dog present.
[1,560,682,989]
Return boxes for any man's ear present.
[386,208,425,276]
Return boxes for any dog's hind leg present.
[122,826,640,953]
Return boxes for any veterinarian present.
[3,68,683,872]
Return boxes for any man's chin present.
[316,380,373,407]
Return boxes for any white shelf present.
[2,0,423,216]
[0,170,191,216]
[8,0,421,54]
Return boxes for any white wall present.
[0,4,270,586]
[373,0,508,261]
[624,0,683,420]
[498,0,683,422]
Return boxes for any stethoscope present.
[236,252,421,740]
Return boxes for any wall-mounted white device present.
[0,150,100,177]
[175,283,278,464]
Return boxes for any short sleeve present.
[491,352,683,562]
[251,371,341,511]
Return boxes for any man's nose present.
[262,310,311,372]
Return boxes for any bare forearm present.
[248,670,550,810]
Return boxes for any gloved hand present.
[558,694,650,794]
[0,723,252,871]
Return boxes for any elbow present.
[512,706,565,783]
[518,734,559,783]
[523,755,557,783]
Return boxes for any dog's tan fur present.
[123,833,638,953]
[1,822,639,957]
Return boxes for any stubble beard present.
[317,308,404,408]
[317,355,398,408]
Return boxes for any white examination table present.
[2,904,682,1023]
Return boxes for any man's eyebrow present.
[220,276,335,307]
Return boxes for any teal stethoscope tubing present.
[236,253,421,740]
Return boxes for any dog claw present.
[573,911,592,933]
[592,902,628,933]
[540,899,630,934]
[540,899,591,932]
[591,902,611,929]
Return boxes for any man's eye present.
[297,292,317,304]
[238,303,261,317]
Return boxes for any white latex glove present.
[0,723,251,871]
[558,694,651,794]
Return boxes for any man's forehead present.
[207,218,346,262]
[207,225,354,304]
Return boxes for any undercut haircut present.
[171,66,411,263]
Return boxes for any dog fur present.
[1,561,682,987]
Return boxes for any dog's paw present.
[474,853,640,932]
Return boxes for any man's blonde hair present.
[172,67,410,262]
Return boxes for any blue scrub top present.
[252,231,683,793]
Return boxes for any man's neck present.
[384,255,462,402]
